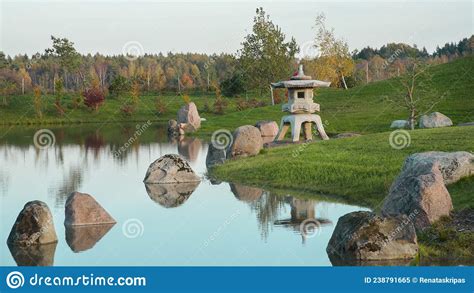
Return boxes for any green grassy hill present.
[202,56,474,134]
[2,56,473,130]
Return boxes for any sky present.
[1,0,472,57]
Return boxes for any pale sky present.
[1,0,472,57]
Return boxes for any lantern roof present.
[271,65,331,89]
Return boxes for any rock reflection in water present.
[65,224,115,253]
[230,183,264,202]
[177,137,202,162]
[8,242,57,266]
[328,256,414,266]
[145,182,200,208]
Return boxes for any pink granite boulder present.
[64,192,116,226]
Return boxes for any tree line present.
[1,7,473,103]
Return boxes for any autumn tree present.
[309,13,354,89]
[154,65,167,92]
[239,7,298,95]
[18,67,32,94]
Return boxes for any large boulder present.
[227,125,263,158]
[177,102,201,131]
[419,112,453,128]
[145,182,199,208]
[326,211,418,261]
[206,143,227,168]
[401,151,473,185]
[7,201,58,246]
[144,154,201,183]
[64,192,116,226]
[255,121,279,137]
[390,120,408,129]
[167,119,180,137]
[382,162,452,230]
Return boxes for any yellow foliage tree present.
[308,13,354,89]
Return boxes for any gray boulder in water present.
[326,211,418,261]
[144,154,201,184]
[7,200,58,247]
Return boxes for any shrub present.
[83,86,105,111]
[248,98,266,108]
[109,75,131,97]
[221,72,245,97]
[120,104,135,116]
[201,99,211,113]
[155,97,167,115]
[213,97,228,114]
[235,98,249,111]
[72,95,83,109]
[182,94,191,104]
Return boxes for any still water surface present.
[0,124,369,266]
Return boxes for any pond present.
[0,123,370,266]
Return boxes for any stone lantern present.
[271,65,330,142]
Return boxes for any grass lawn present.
[211,126,474,210]
[0,92,267,126]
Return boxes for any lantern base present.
[275,114,329,142]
